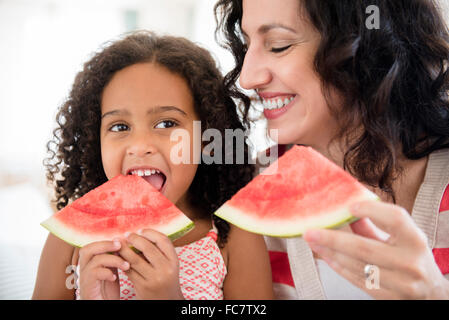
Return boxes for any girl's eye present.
[270,45,292,53]
[109,123,129,132]
[155,120,177,129]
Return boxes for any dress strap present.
[207,220,219,242]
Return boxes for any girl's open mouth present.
[127,168,167,192]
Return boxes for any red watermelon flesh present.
[214,145,378,237]
[41,175,194,247]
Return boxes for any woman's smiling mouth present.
[259,93,297,120]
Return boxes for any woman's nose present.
[239,45,272,90]
[126,131,158,157]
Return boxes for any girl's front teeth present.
[131,169,161,177]
[262,96,295,110]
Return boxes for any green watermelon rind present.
[214,189,379,238]
[40,215,194,248]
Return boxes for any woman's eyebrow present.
[242,23,297,39]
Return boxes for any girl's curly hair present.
[214,0,449,201]
[44,31,255,246]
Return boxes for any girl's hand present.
[118,229,184,300]
[78,239,130,300]
[304,200,449,299]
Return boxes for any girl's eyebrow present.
[148,106,188,117]
[101,106,188,119]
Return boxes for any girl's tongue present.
[142,173,165,191]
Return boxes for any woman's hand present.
[303,200,449,299]
[118,229,184,300]
[78,239,130,300]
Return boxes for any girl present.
[215,0,449,299]
[33,31,273,300]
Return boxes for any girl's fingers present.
[118,239,152,279]
[79,239,121,270]
[304,228,401,270]
[92,268,117,282]
[139,229,178,263]
[125,267,146,286]
[350,201,427,247]
[89,253,130,272]
[126,233,166,268]
[350,217,390,242]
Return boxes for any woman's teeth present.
[130,169,161,177]
[262,96,295,110]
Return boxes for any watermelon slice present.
[214,145,378,237]
[41,175,194,247]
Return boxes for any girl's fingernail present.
[122,262,130,270]
[113,239,121,248]
[124,232,131,239]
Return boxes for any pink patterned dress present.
[76,226,227,300]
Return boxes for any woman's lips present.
[262,95,297,120]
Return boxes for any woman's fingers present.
[350,201,427,247]
[350,217,390,242]
[309,243,401,300]
[304,228,401,270]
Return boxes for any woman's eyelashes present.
[270,44,292,53]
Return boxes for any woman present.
[215,0,449,299]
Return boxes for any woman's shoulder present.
[421,148,449,203]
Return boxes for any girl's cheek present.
[101,141,122,179]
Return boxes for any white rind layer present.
[41,214,194,247]
[215,188,379,237]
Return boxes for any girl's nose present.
[239,45,272,90]
[126,132,158,157]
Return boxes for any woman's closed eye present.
[270,45,292,53]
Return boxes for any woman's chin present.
[267,125,304,146]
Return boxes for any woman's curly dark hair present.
[215,0,449,201]
[44,30,255,246]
